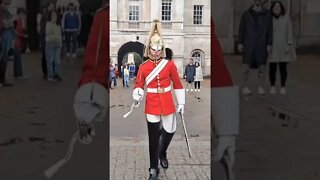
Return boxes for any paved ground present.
[223,55,320,180]
[0,52,108,180]
[1,51,320,180]
[110,77,211,179]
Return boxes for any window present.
[193,5,203,25]
[162,0,172,21]
[129,5,139,21]
[128,0,140,29]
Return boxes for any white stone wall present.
[110,0,211,77]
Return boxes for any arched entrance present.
[117,41,144,77]
[191,49,205,71]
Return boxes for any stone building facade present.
[110,0,211,76]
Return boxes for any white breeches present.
[146,114,176,133]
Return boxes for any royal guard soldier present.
[73,3,108,143]
[132,20,185,180]
[44,4,109,179]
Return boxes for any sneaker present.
[190,89,194,92]
[54,75,63,81]
[269,86,276,94]
[186,89,189,92]
[15,76,30,80]
[258,86,265,95]
[72,54,76,58]
[198,89,201,92]
[280,87,286,95]
[47,78,56,82]
[241,86,252,95]
[0,82,13,87]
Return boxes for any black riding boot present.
[147,121,160,179]
[0,59,12,86]
[159,128,175,169]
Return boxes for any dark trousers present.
[65,31,78,54]
[269,62,288,87]
[13,48,23,77]
[194,81,201,89]
[0,58,8,83]
[147,121,161,169]
[40,44,47,78]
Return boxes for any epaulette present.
[95,5,107,14]
[141,59,150,65]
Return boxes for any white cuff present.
[133,88,144,101]
[174,89,185,105]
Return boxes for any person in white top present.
[45,11,63,82]
[268,1,296,95]
[194,62,204,92]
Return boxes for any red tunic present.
[134,59,183,115]
[78,6,109,88]
[211,18,233,87]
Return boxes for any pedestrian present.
[40,3,55,80]
[194,62,203,92]
[129,63,135,79]
[238,0,273,95]
[268,1,296,95]
[184,59,196,92]
[45,10,63,82]
[62,3,81,58]
[0,0,15,87]
[123,65,129,87]
[132,20,185,180]
[109,60,114,88]
[13,8,29,79]
[113,64,118,86]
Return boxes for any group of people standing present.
[38,2,82,81]
[0,0,30,87]
[184,59,204,92]
[239,0,296,95]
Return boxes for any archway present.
[191,49,205,71]
[117,41,144,77]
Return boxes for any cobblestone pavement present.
[110,139,210,180]
[224,55,320,180]
[110,77,211,179]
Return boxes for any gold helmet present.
[144,19,165,59]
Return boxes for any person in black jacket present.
[184,59,196,92]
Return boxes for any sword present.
[179,112,192,157]
[123,101,140,118]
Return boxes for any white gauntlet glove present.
[132,88,144,107]
[174,89,185,114]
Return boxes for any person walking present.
[194,62,203,92]
[184,59,196,92]
[132,20,185,180]
[268,1,296,95]
[45,11,63,81]
[238,0,273,95]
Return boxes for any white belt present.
[147,86,171,93]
